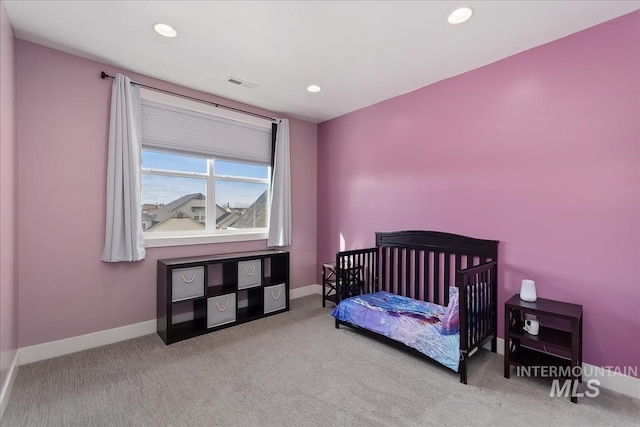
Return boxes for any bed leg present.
[491,336,497,353]
[335,319,340,329]
[459,356,468,384]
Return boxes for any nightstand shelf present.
[508,322,572,350]
[504,294,583,403]
[509,347,571,371]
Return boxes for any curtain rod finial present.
[101,71,108,79]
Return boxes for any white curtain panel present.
[268,119,292,247]
[101,74,146,262]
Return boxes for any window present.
[139,89,274,246]
[141,151,270,234]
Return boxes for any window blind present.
[141,99,272,165]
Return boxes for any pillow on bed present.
[441,286,459,335]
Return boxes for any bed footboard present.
[456,260,498,384]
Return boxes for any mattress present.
[331,291,460,372]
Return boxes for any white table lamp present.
[520,279,537,302]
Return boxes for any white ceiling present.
[4,1,639,123]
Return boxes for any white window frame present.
[140,89,273,248]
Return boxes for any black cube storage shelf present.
[157,250,290,344]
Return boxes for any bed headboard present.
[375,230,498,307]
[376,230,498,260]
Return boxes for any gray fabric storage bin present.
[171,266,205,302]
[263,283,286,314]
[238,259,261,289]
[207,294,236,328]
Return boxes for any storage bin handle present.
[180,272,197,283]
[215,299,229,312]
[244,264,256,276]
[270,289,282,300]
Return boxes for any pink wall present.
[317,12,639,373]
[15,40,317,347]
[0,0,18,395]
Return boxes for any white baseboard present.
[485,338,640,400]
[19,320,156,366]
[290,283,321,299]
[19,284,322,366]
[0,351,19,421]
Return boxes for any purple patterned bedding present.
[331,291,460,372]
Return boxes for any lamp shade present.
[520,279,537,302]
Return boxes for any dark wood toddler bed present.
[333,230,499,384]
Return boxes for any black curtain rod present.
[100,72,277,122]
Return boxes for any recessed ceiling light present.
[153,22,177,38]
[448,7,473,24]
[307,85,321,93]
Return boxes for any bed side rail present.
[336,248,378,304]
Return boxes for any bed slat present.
[433,252,440,305]
[424,250,430,301]
[414,250,420,300]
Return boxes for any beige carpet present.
[3,295,639,426]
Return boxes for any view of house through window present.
[141,150,270,234]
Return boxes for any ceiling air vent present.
[227,76,258,89]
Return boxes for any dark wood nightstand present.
[322,262,338,307]
[322,261,365,307]
[504,294,583,403]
